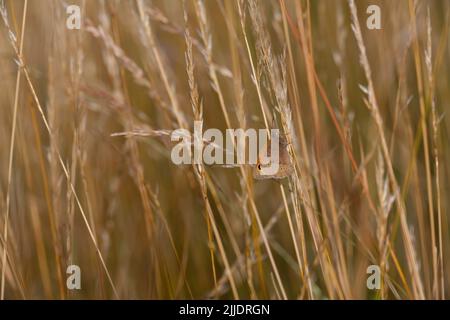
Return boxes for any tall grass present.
[0,0,449,299]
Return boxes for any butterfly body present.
[253,134,294,180]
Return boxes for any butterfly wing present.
[253,133,294,180]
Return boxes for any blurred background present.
[0,0,449,299]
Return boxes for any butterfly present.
[253,133,294,180]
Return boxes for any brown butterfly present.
[253,133,294,180]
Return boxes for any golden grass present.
[0,0,449,299]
